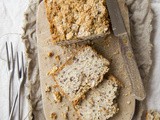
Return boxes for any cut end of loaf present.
[75,75,121,120]
[44,0,110,44]
[53,46,110,103]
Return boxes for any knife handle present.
[118,33,146,101]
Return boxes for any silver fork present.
[6,42,14,115]
[9,52,25,120]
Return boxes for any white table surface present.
[0,0,29,119]
[0,0,159,119]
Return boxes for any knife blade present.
[106,0,146,100]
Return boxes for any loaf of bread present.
[44,0,110,44]
[53,46,110,104]
[75,75,121,120]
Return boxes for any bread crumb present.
[53,91,62,103]
[55,55,60,62]
[66,106,69,111]
[47,66,58,75]
[48,52,54,57]
[127,101,131,105]
[62,112,68,120]
[81,95,86,100]
[88,98,94,106]
[122,38,128,44]
[53,84,59,88]
[123,93,128,96]
[113,50,120,55]
[73,99,80,106]
[45,86,51,92]
[127,51,133,59]
[61,103,65,107]
[50,112,57,119]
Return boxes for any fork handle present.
[9,93,17,120]
[8,72,13,114]
[9,81,22,120]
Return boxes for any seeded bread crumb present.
[53,46,110,104]
[75,75,121,120]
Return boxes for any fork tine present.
[21,52,24,76]
[6,42,14,117]
[10,42,14,68]
[9,52,20,120]
[6,42,10,70]
[17,52,20,79]
[9,51,25,120]
[18,52,24,120]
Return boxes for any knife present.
[106,0,146,100]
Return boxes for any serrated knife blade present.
[106,0,146,100]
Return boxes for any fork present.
[5,42,14,115]
[9,52,25,120]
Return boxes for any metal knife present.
[106,0,146,100]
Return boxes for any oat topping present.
[45,86,51,92]
[45,0,110,43]
[53,91,62,103]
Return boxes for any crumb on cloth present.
[50,112,57,119]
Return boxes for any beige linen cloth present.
[22,0,153,119]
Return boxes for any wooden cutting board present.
[36,1,135,120]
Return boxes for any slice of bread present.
[75,75,121,120]
[53,46,110,104]
[44,0,110,44]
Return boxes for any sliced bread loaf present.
[75,75,121,120]
[44,0,110,44]
[53,46,110,104]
